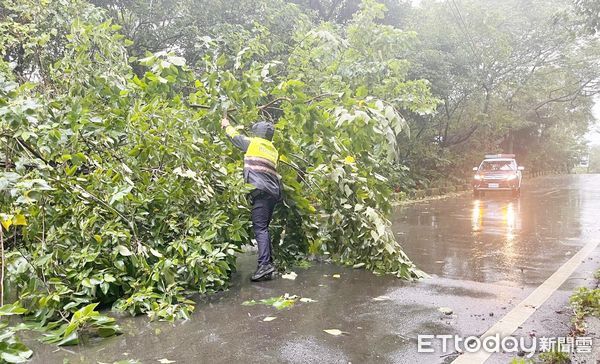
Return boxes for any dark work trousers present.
[251,191,278,266]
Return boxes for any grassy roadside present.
[570,269,600,335]
[392,170,563,207]
[392,189,470,206]
[510,269,600,364]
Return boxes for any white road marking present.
[451,239,600,364]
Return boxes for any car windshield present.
[480,160,514,172]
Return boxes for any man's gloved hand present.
[221,118,230,129]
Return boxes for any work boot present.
[251,263,276,282]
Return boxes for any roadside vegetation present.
[587,145,600,173]
[0,0,599,361]
[570,269,600,335]
[511,272,600,364]
[525,269,600,364]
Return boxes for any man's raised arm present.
[221,117,250,152]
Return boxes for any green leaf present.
[0,304,27,317]
[56,331,79,346]
[1,349,32,363]
[168,56,186,67]
[116,245,132,256]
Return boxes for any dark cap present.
[251,121,275,141]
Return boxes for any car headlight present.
[474,174,482,180]
[505,174,517,181]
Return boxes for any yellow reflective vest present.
[225,126,281,199]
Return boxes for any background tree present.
[573,0,600,34]
[397,0,599,186]
[588,145,600,173]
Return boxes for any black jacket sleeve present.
[225,125,250,152]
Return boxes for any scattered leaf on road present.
[282,271,298,280]
[242,294,299,310]
[323,329,344,336]
[332,274,341,278]
[438,307,453,315]
[263,316,277,322]
[372,295,391,301]
[158,359,176,364]
[300,297,317,303]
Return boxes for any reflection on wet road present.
[27,175,600,364]
[391,175,600,286]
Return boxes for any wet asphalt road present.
[27,174,600,363]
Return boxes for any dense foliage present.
[0,0,598,360]
[400,0,599,185]
[0,1,433,354]
[91,0,599,188]
[573,0,600,34]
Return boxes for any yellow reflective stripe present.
[245,138,278,165]
[225,125,240,138]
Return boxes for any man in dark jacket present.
[221,117,281,281]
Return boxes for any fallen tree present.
[0,2,431,345]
